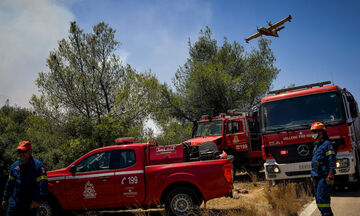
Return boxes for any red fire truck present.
[260,81,360,184]
[42,138,233,216]
[183,110,264,172]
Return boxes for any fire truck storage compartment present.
[149,144,186,165]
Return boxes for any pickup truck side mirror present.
[70,165,76,175]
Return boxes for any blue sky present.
[1,0,360,107]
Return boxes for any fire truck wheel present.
[165,187,201,216]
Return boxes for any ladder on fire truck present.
[268,81,331,95]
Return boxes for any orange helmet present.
[310,122,326,132]
[17,141,32,151]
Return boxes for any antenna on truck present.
[268,81,332,95]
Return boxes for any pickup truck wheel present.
[166,187,201,216]
[36,200,60,216]
[36,201,53,216]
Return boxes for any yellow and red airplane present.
[245,15,292,43]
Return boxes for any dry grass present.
[203,173,313,216]
[99,173,313,216]
[204,180,268,216]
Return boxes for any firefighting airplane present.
[245,15,292,43]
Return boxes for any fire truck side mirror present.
[346,94,358,118]
[350,102,359,118]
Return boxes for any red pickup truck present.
[40,141,233,216]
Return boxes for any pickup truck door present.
[65,150,118,209]
[113,149,146,207]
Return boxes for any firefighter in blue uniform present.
[1,141,48,216]
[310,122,336,216]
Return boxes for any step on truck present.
[260,81,360,184]
[182,110,264,172]
[42,138,233,216]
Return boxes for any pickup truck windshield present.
[261,92,345,133]
[195,120,223,137]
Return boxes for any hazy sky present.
[1,0,360,107]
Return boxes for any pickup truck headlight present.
[336,158,349,168]
[266,165,280,174]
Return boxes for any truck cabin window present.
[76,151,111,172]
[119,150,136,168]
[75,150,137,172]
[195,120,223,137]
[261,92,345,133]
[227,120,244,134]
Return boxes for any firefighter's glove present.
[326,173,335,185]
[1,201,8,210]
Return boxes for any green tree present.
[25,113,73,170]
[161,27,280,123]
[0,102,32,176]
[149,118,193,145]
[31,21,162,160]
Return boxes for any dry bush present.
[264,182,312,216]
[297,180,314,205]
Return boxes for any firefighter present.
[1,141,48,216]
[310,122,336,216]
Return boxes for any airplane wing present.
[268,15,292,30]
[245,32,262,43]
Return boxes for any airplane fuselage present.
[258,28,279,37]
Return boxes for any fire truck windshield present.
[194,120,223,137]
[261,92,345,133]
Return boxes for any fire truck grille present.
[269,142,314,164]
[285,171,311,176]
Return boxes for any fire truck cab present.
[260,81,360,184]
[183,109,263,171]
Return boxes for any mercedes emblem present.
[297,144,310,157]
